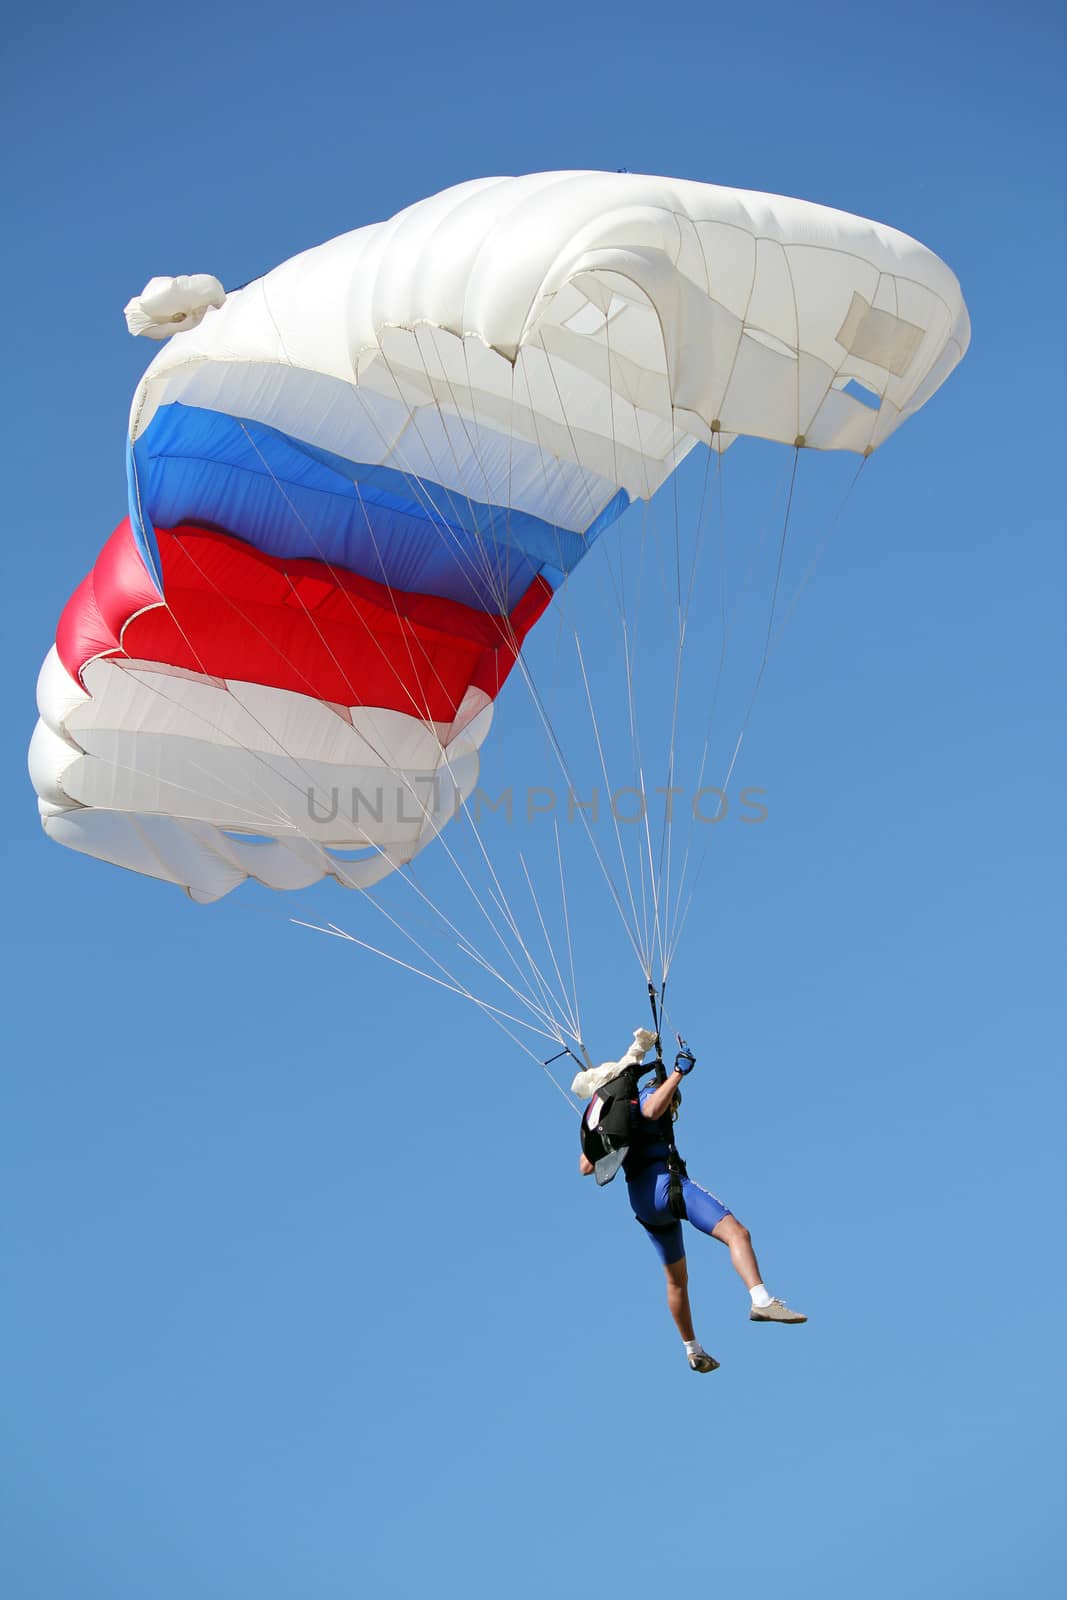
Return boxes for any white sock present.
[684,1337,703,1358]
[750,1284,773,1309]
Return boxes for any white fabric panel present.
[369,335,688,503]
[70,660,467,767]
[54,735,460,842]
[44,809,242,893]
[42,753,478,901]
[42,809,324,900]
[125,275,226,339]
[130,171,969,484]
[28,717,80,808]
[30,656,490,899]
[36,645,89,731]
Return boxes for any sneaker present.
[749,1298,806,1324]
[688,1350,721,1373]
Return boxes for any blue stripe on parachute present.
[128,403,629,613]
[126,437,163,594]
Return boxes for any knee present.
[729,1221,751,1247]
[665,1259,688,1291]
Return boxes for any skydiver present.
[574,1028,806,1373]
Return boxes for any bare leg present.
[711,1215,763,1290]
[664,1256,695,1341]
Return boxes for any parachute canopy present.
[30,172,969,903]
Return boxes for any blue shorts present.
[626,1168,732,1266]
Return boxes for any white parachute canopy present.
[126,172,970,469]
[33,171,969,956]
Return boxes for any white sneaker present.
[749,1298,806,1324]
[688,1350,721,1373]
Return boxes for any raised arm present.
[639,1068,684,1121]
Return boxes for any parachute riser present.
[647,980,696,1078]
[647,980,690,1221]
[648,980,667,1082]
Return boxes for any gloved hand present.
[675,1049,696,1076]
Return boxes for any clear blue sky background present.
[3,3,1064,1596]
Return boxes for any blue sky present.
[3,2,1064,1596]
